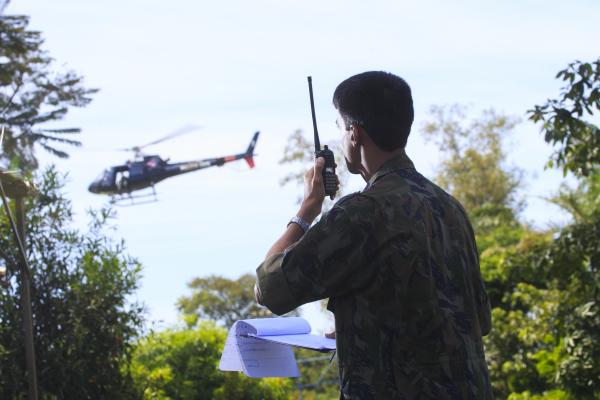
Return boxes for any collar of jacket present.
[364,150,415,190]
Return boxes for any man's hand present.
[264,157,338,258]
[298,157,338,223]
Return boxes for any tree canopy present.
[0,168,144,398]
[177,274,300,328]
[530,58,600,398]
[421,104,523,216]
[0,14,96,171]
[528,58,600,177]
[178,274,271,327]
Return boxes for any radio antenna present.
[307,76,321,153]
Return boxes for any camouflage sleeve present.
[256,195,382,315]
[255,253,298,315]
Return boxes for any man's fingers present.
[313,157,325,184]
[304,168,314,180]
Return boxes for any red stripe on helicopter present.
[244,156,255,168]
[224,155,237,162]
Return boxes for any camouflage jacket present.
[256,153,493,399]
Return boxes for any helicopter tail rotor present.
[243,131,259,168]
[245,131,259,156]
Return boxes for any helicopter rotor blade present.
[119,125,203,152]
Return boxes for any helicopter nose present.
[88,182,99,193]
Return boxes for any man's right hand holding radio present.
[263,157,338,259]
[298,157,326,223]
[299,157,340,223]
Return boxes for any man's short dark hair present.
[333,71,414,151]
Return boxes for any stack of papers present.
[219,317,336,378]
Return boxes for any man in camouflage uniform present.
[255,71,493,399]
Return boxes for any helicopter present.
[88,129,260,204]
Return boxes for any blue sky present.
[5,0,599,331]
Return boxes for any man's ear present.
[350,125,361,146]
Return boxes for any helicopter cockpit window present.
[95,169,112,183]
[116,170,129,191]
[94,171,106,182]
[93,168,118,187]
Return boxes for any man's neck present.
[360,147,407,182]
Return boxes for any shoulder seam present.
[333,191,362,207]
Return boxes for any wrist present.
[288,215,310,233]
[297,202,320,223]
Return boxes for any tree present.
[130,321,292,400]
[548,174,600,223]
[0,168,144,398]
[0,13,97,171]
[177,274,300,328]
[421,104,523,216]
[557,301,600,399]
[179,274,270,328]
[529,58,600,398]
[528,58,600,177]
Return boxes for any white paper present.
[218,317,336,378]
[235,318,299,377]
[218,323,244,371]
[242,317,311,336]
[253,333,336,351]
[236,334,299,377]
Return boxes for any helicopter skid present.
[110,190,157,206]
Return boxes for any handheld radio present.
[307,76,337,199]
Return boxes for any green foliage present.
[294,349,339,400]
[177,274,299,328]
[543,211,600,399]
[0,14,97,171]
[485,283,565,397]
[483,194,600,399]
[507,389,573,400]
[0,167,144,398]
[528,58,600,177]
[558,301,600,398]
[130,321,292,399]
[422,104,523,214]
[548,174,600,223]
[479,228,552,309]
[279,129,317,188]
